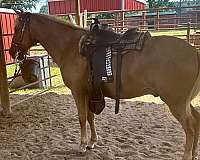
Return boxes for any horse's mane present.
[32,13,87,32]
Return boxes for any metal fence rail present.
[84,5,200,34]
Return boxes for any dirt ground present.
[0,92,199,160]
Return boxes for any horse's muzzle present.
[9,44,26,61]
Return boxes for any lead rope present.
[8,62,21,86]
[8,51,27,86]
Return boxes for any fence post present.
[0,19,11,115]
[83,10,87,28]
[75,0,81,26]
[187,22,191,43]
[156,9,160,30]
[68,15,76,25]
[119,11,125,32]
[120,0,125,32]
[142,11,146,30]
[114,12,119,33]
[194,13,197,32]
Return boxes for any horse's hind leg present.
[169,102,197,160]
[87,110,98,149]
[190,104,200,159]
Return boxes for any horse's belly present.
[102,54,147,99]
[102,81,145,99]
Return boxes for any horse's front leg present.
[72,90,88,153]
[87,110,98,149]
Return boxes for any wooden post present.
[121,0,124,10]
[195,12,197,32]
[174,15,176,29]
[75,0,81,26]
[119,11,124,33]
[114,13,119,33]
[83,10,87,28]
[0,20,11,115]
[120,0,125,32]
[187,22,191,43]
[156,9,160,30]
[67,15,77,25]
[142,11,146,30]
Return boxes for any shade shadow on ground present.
[0,92,198,160]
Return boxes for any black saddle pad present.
[92,45,113,83]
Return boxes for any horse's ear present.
[14,9,24,16]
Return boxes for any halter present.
[12,13,32,63]
[9,13,33,86]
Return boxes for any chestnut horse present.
[9,12,200,160]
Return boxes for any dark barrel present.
[20,59,39,83]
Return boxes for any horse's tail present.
[189,50,200,100]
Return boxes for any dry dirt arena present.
[0,92,200,160]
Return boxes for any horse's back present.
[144,35,196,56]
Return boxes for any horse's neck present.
[31,15,85,66]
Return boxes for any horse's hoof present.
[193,156,198,160]
[79,144,87,153]
[87,141,95,149]
[87,136,98,149]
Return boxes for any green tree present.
[0,0,39,11]
[39,4,48,14]
[147,0,175,9]
[95,13,114,19]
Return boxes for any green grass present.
[7,65,68,95]
[150,29,200,39]
[6,64,16,78]
[150,29,187,38]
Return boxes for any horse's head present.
[9,10,36,61]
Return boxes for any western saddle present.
[80,20,151,115]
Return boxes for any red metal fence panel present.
[0,9,16,64]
